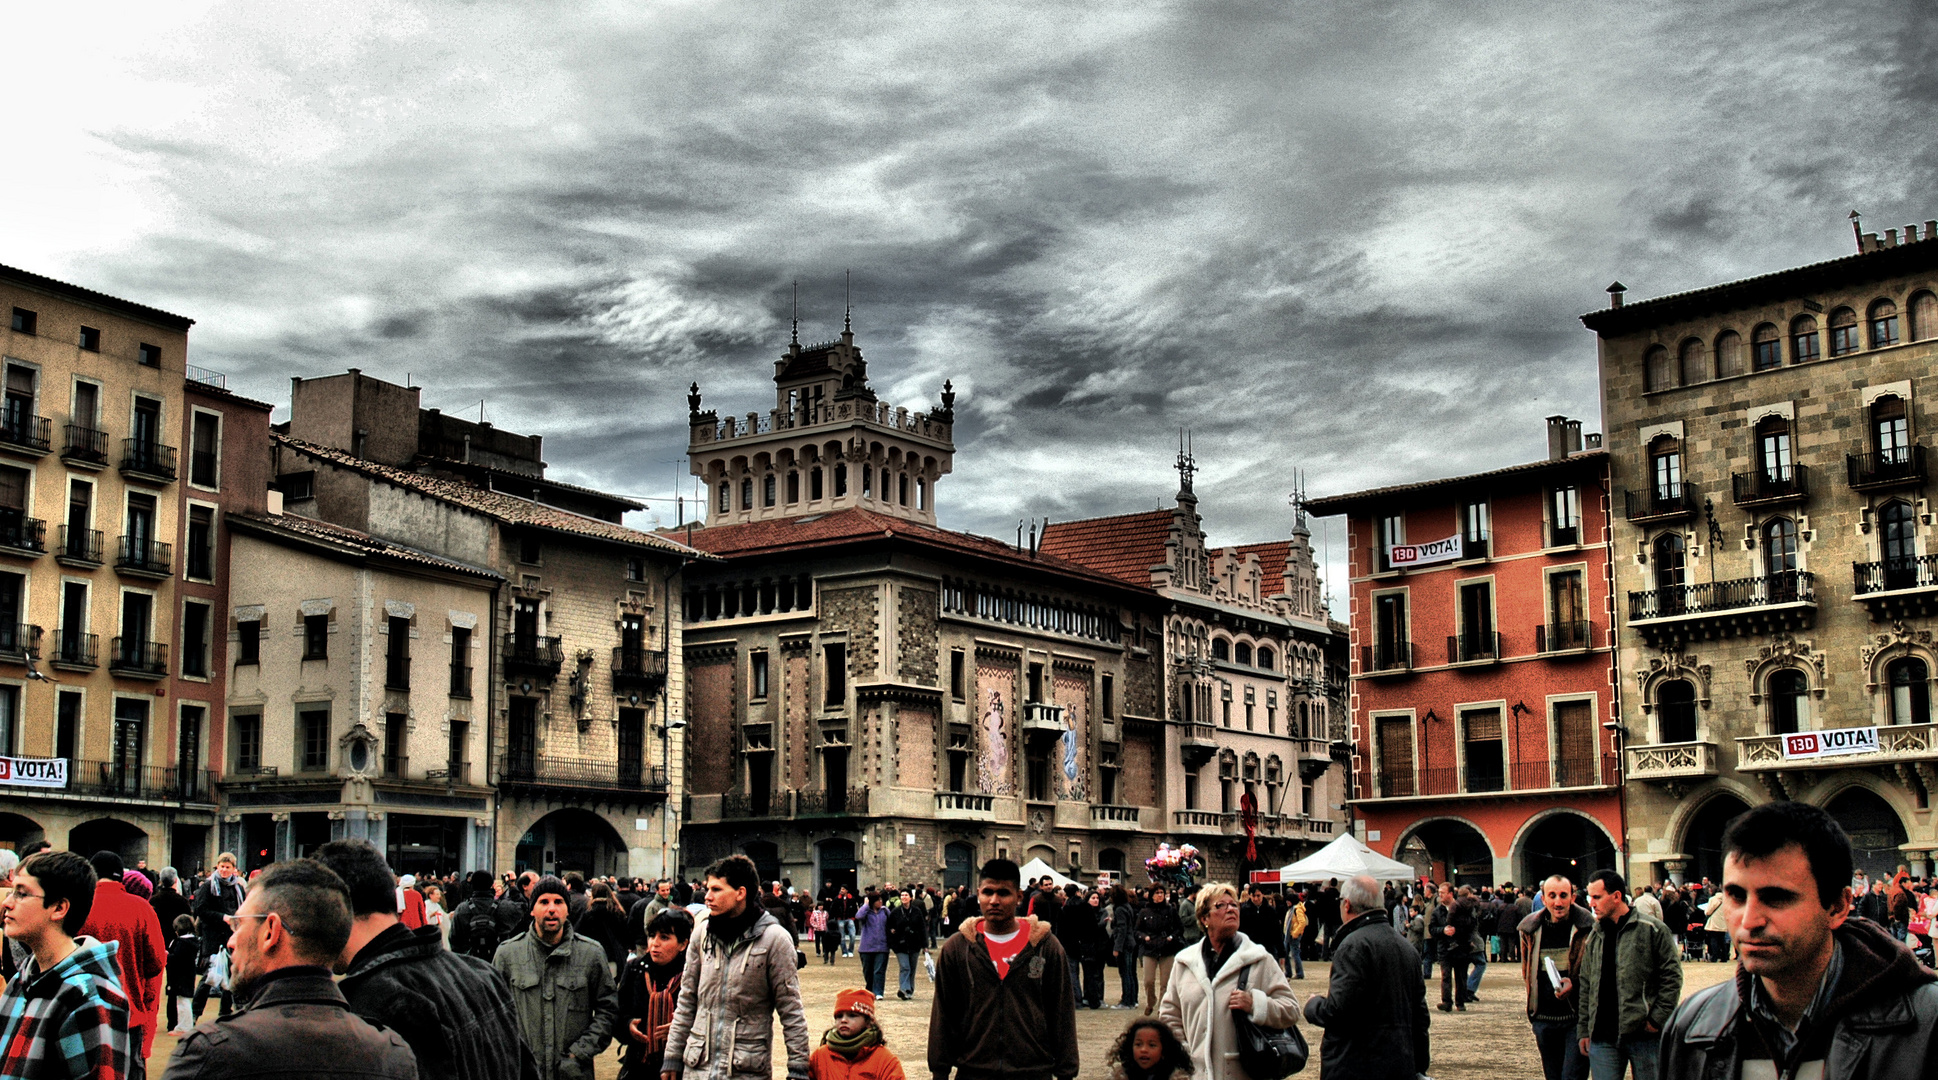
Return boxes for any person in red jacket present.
[397,874,427,930]
[79,850,166,1061]
[808,988,904,1080]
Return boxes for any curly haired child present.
[1108,1016,1194,1080]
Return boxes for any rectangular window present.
[277,471,315,501]
[1377,715,1414,797]
[1373,592,1407,670]
[137,343,161,367]
[448,720,470,782]
[181,602,210,678]
[1100,672,1114,718]
[2,365,36,448]
[950,650,966,700]
[823,642,846,707]
[1461,500,1490,560]
[190,412,220,487]
[810,467,823,501]
[304,613,329,660]
[1754,334,1782,370]
[786,471,799,504]
[234,712,262,772]
[1830,322,1859,357]
[178,706,203,791]
[1652,449,1681,500]
[300,709,330,771]
[78,327,99,352]
[9,309,34,335]
[834,464,848,497]
[385,616,410,689]
[616,709,645,786]
[56,691,81,760]
[861,466,872,497]
[518,533,541,564]
[625,557,644,582]
[449,626,471,697]
[186,507,214,580]
[1378,513,1405,571]
[384,712,407,778]
[1792,329,1819,364]
[1547,570,1586,649]
[1027,662,1043,703]
[1462,707,1505,792]
[1874,309,1901,348]
[0,685,15,755]
[751,651,769,699]
[1554,700,1598,787]
[1549,486,1580,546]
[236,619,261,665]
[1457,580,1494,661]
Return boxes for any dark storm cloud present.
[5,0,1934,606]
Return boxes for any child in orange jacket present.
[808,988,905,1080]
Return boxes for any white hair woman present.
[1158,882,1302,1080]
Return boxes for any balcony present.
[1853,555,1938,620]
[56,526,102,567]
[1180,722,1219,767]
[1848,446,1925,492]
[610,647,669,689]
[1625,485,1698,524]
[720,790,786,819]
[1021,702,1066,734]
[1732,464,1810,508]
[0,514,45,557]
[0,414,50,456]
[797,786,869,817]
[935,792,995,820]
[0,624,40,663]
[1624,741,1721,793]
[1626,570,1815,646]
[503,635,564,680]
[1172,809,1227,832]
[497,754,668,798]
[1536,621,1595,653]
[1446,632,1500,665]
[61,425,107,467]
[114,536,171,578]
[119,439,177,483]
[108,638,168,679]
[50,631,96,670]
[64,760,216,804]
[1359,642,1414,676]
[1738,725,1938,773]
[1367,755,1616,802]
[1089,804,1141,830]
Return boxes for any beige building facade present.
[1587,224,1938,883]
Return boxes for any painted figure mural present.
[1058,700,1086,801]
[978,688,1009,793]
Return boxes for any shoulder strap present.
[1238,964,1249,992]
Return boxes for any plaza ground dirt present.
[143,953,1737,1079]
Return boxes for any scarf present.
[708,905,760,945]
[640,957,684,1054]
[821,1025,882,1059]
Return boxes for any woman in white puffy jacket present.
[1159,882,1302,1080]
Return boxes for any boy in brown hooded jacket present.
[928,859,1078,1080]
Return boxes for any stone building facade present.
[1585,223,1938,883]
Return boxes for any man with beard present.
[1660,802,1938,1080]
[160,859,417,1080]
[496,877,616,1080]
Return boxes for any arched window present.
[1211,638,1230,662]
[1768,669,1808,734]
[1880,500,1917,590]
[1789,315,1820,364]
[1679,338,1706,385]
[1829,307,1859,357]
[1657,679,1698,743]
[1755,416,1793,484]
[834,463,848,497]
[1651,532,1686,617]
[860,465,872,498]
[786,471,800,503]
[1910,291,1938,342]
[1644,345,1674,391]
[1714,330,1743,378]
[762,474,776,507]
[916,478,928,510]
[1752,323,1781,370]
[1870,298,1900,348]
[1256,647,1276,671]
[810,466,824,501]
[1649,436,1682,502]
[717,482,731,513]
[1234,642,1253,666]
[740,478,754,510]
[899,474,909,506]
[1888,657,1930,726]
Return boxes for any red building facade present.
[1308,419,1623,887]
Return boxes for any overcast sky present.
[5,0,1933,615]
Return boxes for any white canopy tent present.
[1278,834,1417,882]
[1017,857,1075,889]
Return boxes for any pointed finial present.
[791,280,799,345]
[844,269,852,333]
[1175,427,1196,494]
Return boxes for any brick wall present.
[688,659,735,794]
[822,586,879,682]
[785,650,810,787]
[1126,653,1162,717]
[1122,730,1160,806]
[898,587,939,685]
[897,704,937,788]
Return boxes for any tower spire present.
[1175,427,1196,495]
[843,269,852,334]
[791,280,799,346]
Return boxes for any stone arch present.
[1673,786,1757,885]
[0,811,44,849]
[1394,816,1495,886]
[1636,649,1712,723]
[1815,783,1912,879]
[1743,637,1827,705]
[69,818,149,863]
[1511,808,1618,889]
[505,806,630,878]
[1861,623,1938,693]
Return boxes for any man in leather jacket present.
[1659,801,1938,1080]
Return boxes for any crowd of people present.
[3,808,1937,1080]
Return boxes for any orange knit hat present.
[833,987,876,1018]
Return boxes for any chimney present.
[1606,282,1626,309]
[1546,415,1570,461]
[267,489,284,516]
[1584,432,1604,450]
[1565,419,1583,454]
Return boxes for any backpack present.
[461,901,502,961]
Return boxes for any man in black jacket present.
[314,840,539,1080]
[1659,801,1938,1080]
[1430,882,1476,1011]
[1303,874,1430,1080]
[1133,885,1183,1016]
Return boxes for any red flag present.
[1240,791,1259,863]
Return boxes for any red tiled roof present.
[1304,450,1606,517]
[1231,539,1291,597]
[274,434,711,560]
[229,511,502,579]
[671,507,1139,591]
[1037,510,1175,589]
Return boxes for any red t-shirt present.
[983,925,1027,978]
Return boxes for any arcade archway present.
[1397,819,1493,885]
[1517,811,1616,890]
[1682,793,1752,886]
[513,809,627,877]
[1825,787,1909,880]
[69,819,148,863]
[0,812,44,851]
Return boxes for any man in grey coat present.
[494,876,618,1080]
[661,854,810,1080]
[1302,874,1430,1080]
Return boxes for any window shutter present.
[1463,708,1502,741]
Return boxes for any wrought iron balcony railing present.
[108,637,168,677]
[1732,464,1810,506]
[57,526,102,564]
[1536,620,1593,652]
[0,414,50,454]
[62,424,107,464]
[115,535,171,576]
[120,439,177,482]
[1625,485,1698,523]
[1848,446,1925,491]
[1628,570,1814,621]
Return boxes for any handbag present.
[1232,963,1308,1078]
[1911,914,1931,937]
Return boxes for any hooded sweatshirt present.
[928,916,1078,1080]
[0,936,134,1080]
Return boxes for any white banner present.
[1780,728,1879,760]
[0,756,68,789]
[1388,534,1463,568]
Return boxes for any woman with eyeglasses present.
[1157,882,1301,1080]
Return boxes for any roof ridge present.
[1040,507,1176,531]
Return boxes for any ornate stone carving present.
[1860,621,1933,670]
[1744,635,1827,702]
[1636,647,1712,710]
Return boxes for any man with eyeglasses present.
[160,858,418,1080]
[0,850,133,1080]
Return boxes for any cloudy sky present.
[5,0,1933,613]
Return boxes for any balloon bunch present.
[1145,842,1204,889]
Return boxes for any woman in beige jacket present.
[1159,883,1301,1080]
